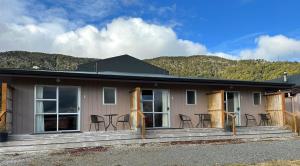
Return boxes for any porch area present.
[0,126,296,154]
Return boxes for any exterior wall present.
[7,77,269,134]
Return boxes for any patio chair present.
[245,114,257,127]
[202,114,212,128]
[116,114,131,129]
[259,113,272,126]
[89,115,106,131]
[179,114,194,128]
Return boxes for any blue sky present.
[1,0,300,61]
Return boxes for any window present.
[34,86,80,133]
[103,87,116,105]
[253,92,261,105]
[186,90,196,105]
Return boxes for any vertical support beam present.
[281,93,286,126]
[221,90,225,129]
[0,81,7,129]
[136,87,141,127]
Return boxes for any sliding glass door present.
[35,86,80,133]
[141,89,170,128]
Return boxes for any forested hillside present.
[1,51,300,81]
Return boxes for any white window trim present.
[34,85,81,133]
[253,92,262,105]
[103,87,117,105]
[186,90,197,105]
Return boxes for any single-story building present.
[0,55,295,135]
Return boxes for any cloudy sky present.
[1,0,300,61]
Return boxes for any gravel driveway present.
[1,139,300,166]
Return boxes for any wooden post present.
[0,81,7,129]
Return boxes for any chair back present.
[260,114,269,120]
[91,115,98,123]
[245,114,255,120]
[179,114,190,121]
[203,114,211,121]
[124,114,130,122]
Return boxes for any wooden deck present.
[0,126,297,154]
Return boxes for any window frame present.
[186,89,197,105]
[102,87,117,105]
[34,85,81,133]
[253,92,262,106]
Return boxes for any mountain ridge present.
[1,51,300,81]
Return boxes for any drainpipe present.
[283,72,288,82]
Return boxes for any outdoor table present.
[194,113,210,128]
[104,114,118,131]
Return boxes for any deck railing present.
[284,111,298,133]
[224,111,237,136]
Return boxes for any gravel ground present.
[1,139,300,166]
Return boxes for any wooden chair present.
[116,114,131,129]
[89,115,106,131]
[245,114,257,127]
[179,114,194,128]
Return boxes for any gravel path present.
[1,139,300,166]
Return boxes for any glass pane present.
[36,101,56,113]
[44,115,57,131]
[154,90,162,112]
[227,93,234,112]
[36,86,56,99]
[59,115,78,130]
[253,93,260,105]
[142,101,153,112]
[144,113,153,128]
[59,87,78,113]
[104,88,116,104]
[142,90,153,101]
[35,115,57,132]
[187,91,196,104]
[154,114,162,127]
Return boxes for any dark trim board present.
[0,68,294,89]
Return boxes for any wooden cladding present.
[0,81,7,129]
[207,90,224,128]
[265,92,285,126]
[130,87,141,129]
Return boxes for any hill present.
[1,51,300,81]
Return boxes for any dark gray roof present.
[0,68,294,89]
[77,55,169,75]
[270,74,300,86]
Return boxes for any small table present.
[104,114,118,131]
[195,113,211,128]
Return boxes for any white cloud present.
[240,35,300,61]
[0,0,300,61]
[0,0,208,59]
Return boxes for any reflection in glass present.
[104,88,116,104]
[59,115,78,130]
[142,90,153,101]
[142,101,153,112]
[59,87,78,113]
[144,113,153,128]
[36,86,56,99]
[36,101,56,113]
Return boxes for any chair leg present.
[122,122,125,130]
[246,120,248,127]
[179,121,182,128]
[89,123,92,131]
